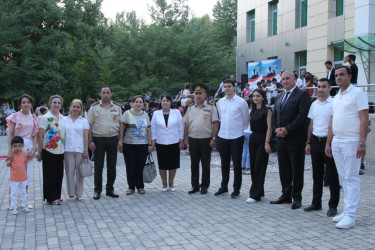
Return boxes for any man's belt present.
[312,134,327,142]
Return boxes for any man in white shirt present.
[215,79,250,198]
[325,66,369,229]
[304,78,340,217]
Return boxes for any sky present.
[101,0,218,23]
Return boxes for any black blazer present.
[328,68,337,96]
[328,68,335,84]
[272,87,311,144]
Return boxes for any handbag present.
[78,159,94,177]
[143,154,157,183]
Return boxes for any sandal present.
[126,189,135,195]
[138,189,146,194]
[68,197,75,202]
[76,198,85,202]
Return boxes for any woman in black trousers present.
[246,89,272,203]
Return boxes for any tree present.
[212,0,237,48]
[149,0,190,27]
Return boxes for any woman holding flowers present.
[37,95,65,205]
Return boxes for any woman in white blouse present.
[150,95,184,192]
[64,99,89,202]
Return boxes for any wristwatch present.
[359,142,366,148]
[212,137,216,140]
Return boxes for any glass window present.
[300,0,308,27]
[297,51,307,75]
[336,0,344,16]
[269,1,278,36]
[272,2,278,35]
[334,47,344,67]
[250,11,255,42]
[246,10,255,43]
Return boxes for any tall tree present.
[212,0,237,48]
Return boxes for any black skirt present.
[155,143,180,170]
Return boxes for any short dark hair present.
[18,94,34,106]
[318,78,331,86]
[348,54,356,62]
[159,94,173,109]
[272,78,277,82]
[324,61,332,65]
[11,136,23,145]
[223,79,235,86]
[40,100,45,106]
[39,107,47,114]
[336,66,352,75]
[100,85,112,92]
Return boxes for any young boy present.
[6,136,31,215]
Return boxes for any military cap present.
[193,83,208,93]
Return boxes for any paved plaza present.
[0,135,374,249]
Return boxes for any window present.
[300,0,308,27]
[336,0,344,16]
[334,47,344,68]
[297,51,307,75]
[246,10,255,43]
[269,1,278,36]
[268,56,278,59]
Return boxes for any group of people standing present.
[5,65,369,230]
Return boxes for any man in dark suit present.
[270,70,311,209]
[325,61,336,96]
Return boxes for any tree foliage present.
[0,0,237,108]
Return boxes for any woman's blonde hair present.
[70,99,83,115]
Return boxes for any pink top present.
[6,111,39,139]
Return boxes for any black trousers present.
[249,132,269,200]
[310,136,340,208]
[93,136,118,193]
[188,137,212,189]
[42,149,64,202]
[123,143,148,190]
[277,140,305,201]
[217,136,244,191]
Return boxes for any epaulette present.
[91,102,99,106]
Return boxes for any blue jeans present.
[242,132,251,169]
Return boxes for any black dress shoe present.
[291,201,302,210]
[270,197,292,204]
[93,192,101,200]
[327,207,337,217]
[200,189,207,195]
[106,191,119,198]
[214,188,228,196]
[188,188,200,194]
[304,204,322,212]
[231,190,240,198]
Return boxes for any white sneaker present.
[26,204,33,209]
[246,198,256,203]
[161,187,168,192]
[20,207,30,213]
[169,187,176,192]
[336,216,355,229]
[11,209,18,215]
[332,213,345,223]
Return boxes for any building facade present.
[236,0,375,97]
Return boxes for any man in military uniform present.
[88,85,122,200]
[184,83,219,194]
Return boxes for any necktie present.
[280,92,290,110]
